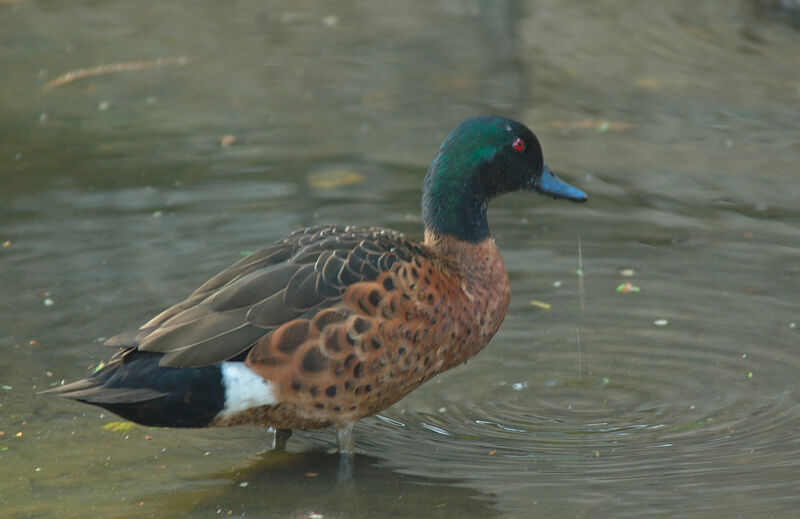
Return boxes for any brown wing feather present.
[103,226,428,369]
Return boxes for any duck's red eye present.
[512,137,525,152]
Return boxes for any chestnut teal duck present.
[44,116,587,455]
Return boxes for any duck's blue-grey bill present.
[536,163,588,202]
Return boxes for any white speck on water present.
[553,280,562,288]
[43,298,54,306]
[512,382,528,391]
[421,422,450,436]
[375,414,406,427]
[654,319,668,326]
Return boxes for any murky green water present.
[2,1,799,517]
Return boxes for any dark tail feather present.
[42,352,225,428]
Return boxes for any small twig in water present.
[576,328,582,380]
[42,56,191,90]
[577,236,585,312]
[576,236,585,379]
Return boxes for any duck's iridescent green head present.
[422,116,587,243]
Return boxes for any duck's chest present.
[389,237,511,373]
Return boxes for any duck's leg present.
[336,422,355,480]
[336,422,355,455]
[271,428,292,451]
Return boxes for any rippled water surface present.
[2,1,799,517]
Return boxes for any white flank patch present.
[217,362,278,419]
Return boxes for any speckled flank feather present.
[211,227,510,428]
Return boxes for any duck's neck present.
[421,156,493,244]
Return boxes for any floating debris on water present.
[43,56,192,90]
[529,299,552,309]
[616,282,640,293]
[545,119,634,131]
[307,169,365,189]
[103,421,135,433]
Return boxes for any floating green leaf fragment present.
[748,372,753,379]
[1,385,11,391]
[529,299,552,310]
[602,377,611,385]
[576,268,584,277]
[616,283,640,293]
[239,250,254,257]
[103,421,135,433]
[92,360,106,373]
[597,120,610,133]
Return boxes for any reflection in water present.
[2,0,799,517]
[158,450,499,518]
